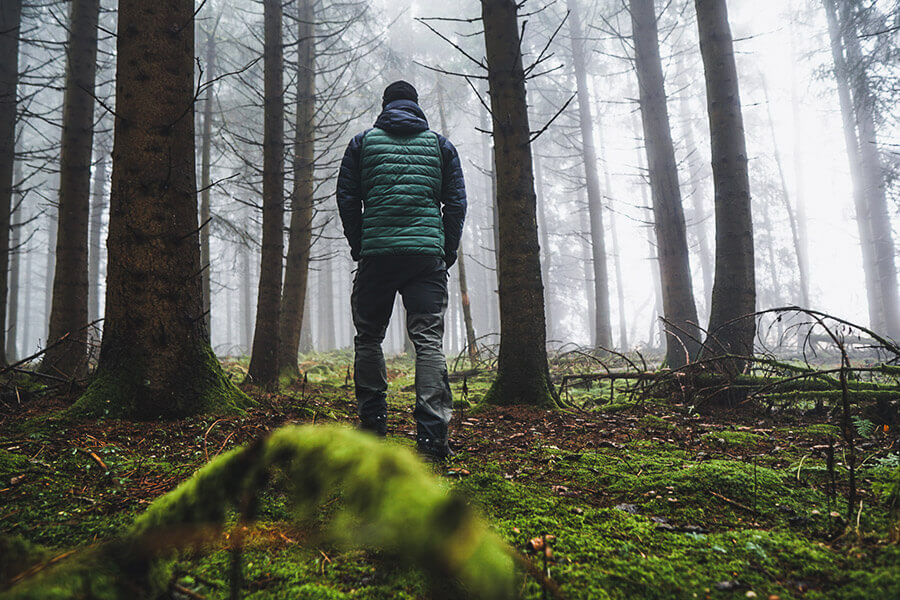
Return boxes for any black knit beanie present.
[382,80,418,108]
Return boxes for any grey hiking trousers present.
[350,255,453,457]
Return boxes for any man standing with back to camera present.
[336,80,467,461]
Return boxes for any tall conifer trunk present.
[247,0,285,387]
[279,0,316,377]
[695,0,756,373]
[631,0,701,368]
[481,0,558,407]
[76,0,246,418]
[567,0,612,349]
[822,0,880,332]
[838,1,900,339]
[42,0,101,378]
[0,0,22,366]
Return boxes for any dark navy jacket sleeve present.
[436,133,467,267]
[336,131,367,261]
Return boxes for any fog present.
[8,0,900,361]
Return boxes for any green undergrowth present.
[2,351,898,599]
[456,465,899,599]
[1,426,515,600]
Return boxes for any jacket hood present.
[374,100,429,135]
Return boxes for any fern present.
[852,415,876,439]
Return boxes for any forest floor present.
[0,350,898,599]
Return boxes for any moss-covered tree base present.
[69,346,250,420]
[483,368,560,408]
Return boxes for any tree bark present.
[481,0,558,407]
[631,0,701,368]
[42,0,101,379]
[75,0,246,418]
[278,0,315,377]
[838,1,900,339]
[0,0,21,366]
[247,0,285,387]
[695,0,756,373]
[568,0,612,349]
[199,27,216,338]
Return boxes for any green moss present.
[3,426,515,600]
[483,366,560,408]
[0,449,31,479]
[700,430,763,448]
[0,536,52,583]
[68,345,250,420]
[638,415,675,431]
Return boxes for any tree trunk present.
[44,211,55,332]
[247,0,285,388]
[0,0,21,366]
[278,0,315,377]
[695,0,756,373]
[299,288,313,353]
[42,0,101,379]
[838,1,900,339]
[822,0,880,333]
[88,141,108,335]
[631,0,701,368]
[582,225,596,343]
[568,0,612,349]
[75,0,246,419]
[199,27,216,338]
[481,0,558,407]
[240,242,253,354]
[318,250,335,351]
[6,161,21,361]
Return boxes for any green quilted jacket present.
[359,127,444,256]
